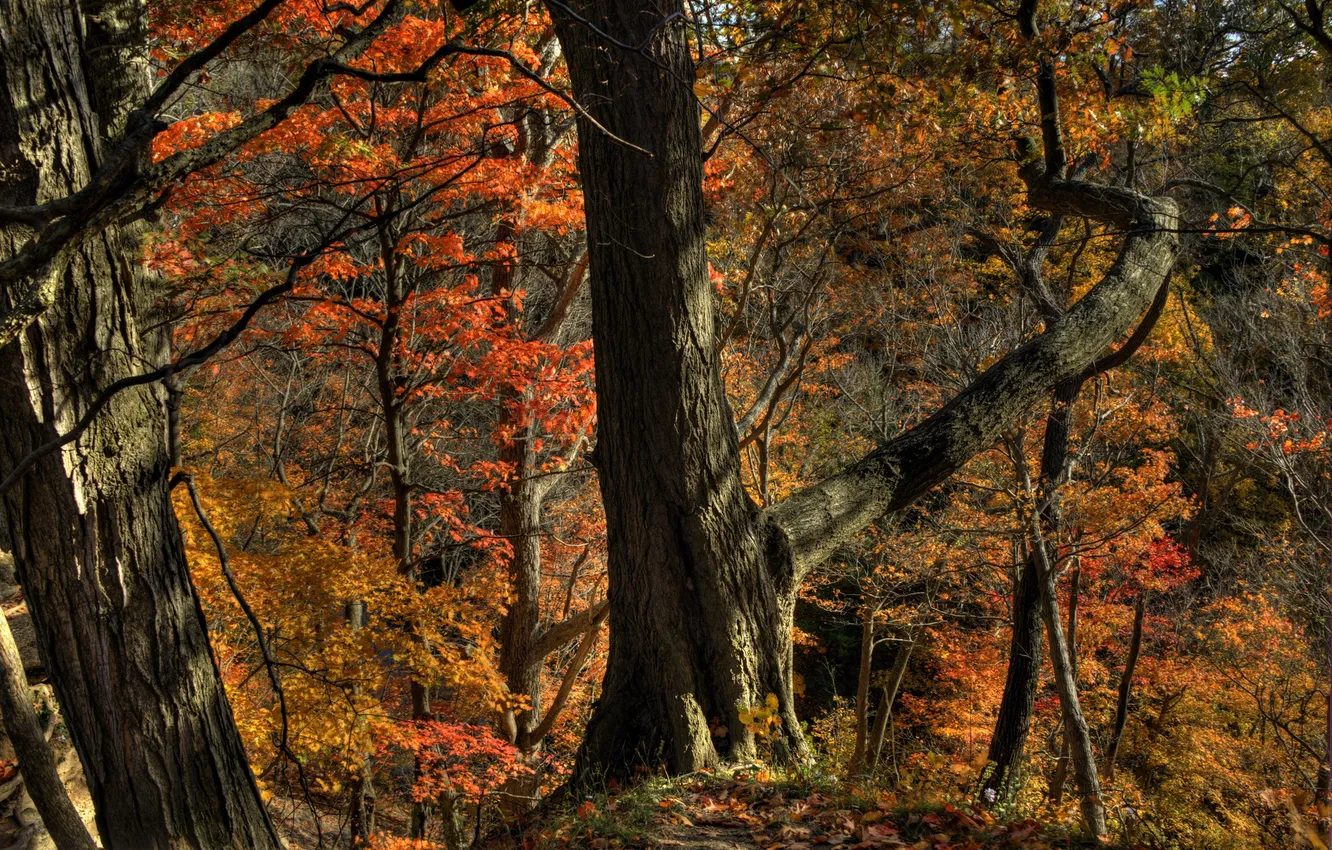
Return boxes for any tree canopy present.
[0,0,1329,849]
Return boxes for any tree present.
[548,0,1180,787]
[0,1,283,846]
[0,0,560,844]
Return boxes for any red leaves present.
[397,720,530,803]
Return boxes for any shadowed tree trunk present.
[548,0,1178,785]
[865,629,917,777]
[551,1,802,776]
[1105,594,1146,782]
[0,602,96,850]
[1032,527,1104,835]
[850,608,879,776]
[982,374,1083,805]
[0,1,281,848]
[981,553,1044,804]
[1049,562,1082,804]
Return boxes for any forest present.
[0,0,1328,848]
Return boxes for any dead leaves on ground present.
[655,775,1052,849]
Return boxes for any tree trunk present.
[1104,594,1145,782]
[497,432,546,749]
[346,599,377,845]
[548,0,1178,787]
[0,604,96,850]
[866,631,915,776]
[1049,562,1081,803]
[0,2,280,848]
[1032,536,1105,836]
[984,374,1082,805]
[551,0,803,778]
[980,553,1044,805]
[849,609,877,776]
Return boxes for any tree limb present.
[766,165,1179,583]
[532,598,609,659]
[0,604,96,850]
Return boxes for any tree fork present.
[550,0,1178,786]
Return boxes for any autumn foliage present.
[41,0,1318,848]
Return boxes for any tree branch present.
[532,598,609,659]
[526,603,608,745]
[766,166,1179,583]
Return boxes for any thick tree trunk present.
[549,0,1177,787]
[551,0,803,779]
[0,2,280,848]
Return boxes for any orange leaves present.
[393,720,530,803]
[400,231,466,269]
[152,112,243,162]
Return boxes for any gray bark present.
[0,2,279,847]
[548,0,1178,784]
[766,175,1179,577]
[0,606,95,850]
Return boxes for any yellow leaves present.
[172,472,511,780]
[738,693,784,745]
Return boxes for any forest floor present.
[506,769,1097,850]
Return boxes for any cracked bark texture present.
[550,0,1179,784]
[551,0,803,779]
[0,2,279,847]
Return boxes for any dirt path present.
[656,822,755,850]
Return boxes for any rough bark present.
[549,0,1178,784]
[0,605,95,850]
[552,0,803,779]
[0,2,280,848]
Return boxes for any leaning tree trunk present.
[551,0,803,778]
[549,0,1178,787]
[0,600,96,850]
[1030,519,1105,836]
[0,2,280,848]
